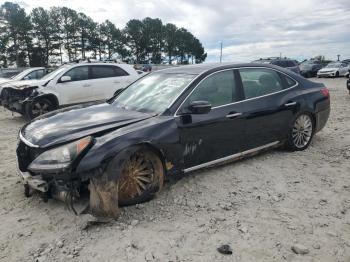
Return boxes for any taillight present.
[321,87,329,98]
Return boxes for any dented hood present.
[0,79,47,90]
[0,77,11,85]
[21,103,156,148]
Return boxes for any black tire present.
[285,113,314,151]
[106,146,165,206]
[335,71,339,77]
[24,97,55,120]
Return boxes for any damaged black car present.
[16,63,330,217]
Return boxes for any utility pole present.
[219,41,223,63]
[337,54,340,61]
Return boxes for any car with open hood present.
[0,62,140,119]
[16,63,330,217]
[317,62,349,77]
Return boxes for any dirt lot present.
[0,77,349,262]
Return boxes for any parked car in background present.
[16,63,330,213]
[299,60,323,78]
[347,70,350,94]
[252,58,300,74]
[0,67,50,86]
[317,62,349,77]
[142,64,152,72]
[0,63,140,119]
[0,68,23,82]
[342,59,350,65]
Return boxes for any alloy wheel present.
[118,152,156,202]
[292,114,313,148]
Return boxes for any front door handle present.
[284,101,297,107]
[226,112,242,118]
[82,84,91,87]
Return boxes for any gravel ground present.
[0,77,349,262]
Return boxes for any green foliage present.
[0,2,206,67]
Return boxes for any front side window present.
[184,70,236,108]
[239,68,284,99]
[112,73,196,113]
[63,66,89,82]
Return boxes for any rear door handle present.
[284,102,297,107]
[226,112,242,118]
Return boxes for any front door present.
[53,65,94,105]
[176,69,246,169]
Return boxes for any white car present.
[317,62,349,77]
[0,63,140,119]
[0,67,47,86]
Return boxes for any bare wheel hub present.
[32,102,50,116]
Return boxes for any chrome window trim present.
[19,132,39,148]
[174,66,299,116]
[184,141,280,173]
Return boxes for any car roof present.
[156,62,293,75]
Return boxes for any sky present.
[6,0,350,62]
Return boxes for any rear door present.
[54,65,93,105]
[90,65,132,100]
[237,67,298,149]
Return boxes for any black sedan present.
[347,70,350,94]
[299,60,323,78]
[16,63,330,217]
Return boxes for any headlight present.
[28,136,92,173]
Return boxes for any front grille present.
[16,140,41,172]
[1,87,35,104]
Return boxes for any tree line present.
[0,2,207,67]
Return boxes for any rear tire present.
[24,97,55,120]
[335,71,339,78]
[286,113,314,151]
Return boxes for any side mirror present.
[60,76,71,83]
[188,101,211,114]
[23,76,30,80]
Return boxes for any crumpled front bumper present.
[18,169,49,192]
[0,86,37,113]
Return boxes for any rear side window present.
[91,65,129,79]
[239,68,284,99]
[185,70,237,107]
[283,75,297,87]
[63,66,89,81]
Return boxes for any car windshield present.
[40,65,69,80]
[112,72,196,113]
[326,62,340,68]
[11,69,36,80]
[300,62,314,69]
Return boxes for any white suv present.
[0,63,140,119]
